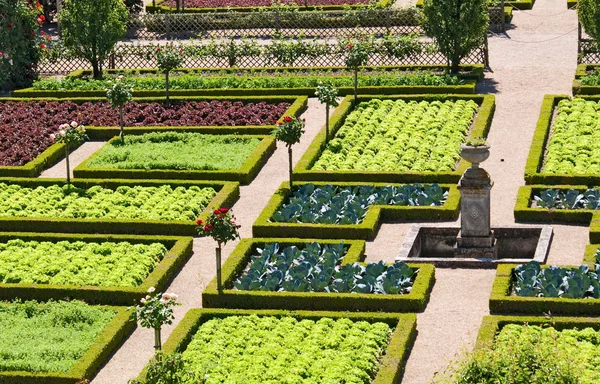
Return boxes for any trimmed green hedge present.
[202,238,435,312]
[73,135,275,185]
[0,232,192,305]
[514,184,599,227]
[475,315,600,352]
[523,94,600,185]
[573,64,600,95]
[0,142,69,178]
[1,96,307,137]
[146,0,391,13]
[583,244,599,265]
[416,0,520,13]
[489,263,600,315]
[135,308,416,384]
[0,178,239,236]
[0,306,135,384]
[252,181,460,240]
[293,94,495,184]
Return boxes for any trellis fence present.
[579,23,600,64]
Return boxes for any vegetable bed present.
[136,309,416,384]
[202,238,435,312]
[294,94,495,183]
[253,181,460,240]
[467,316,600,384]
[163,0,369,6]
[73,133,276,184]
[0,300,134,384]
[0,233,193,305]
[524,95,600,185]
[0,96,303,177]
[489,246,600,315]
[0,178,239,236]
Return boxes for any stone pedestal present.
[455,148,496,258]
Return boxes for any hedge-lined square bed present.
[202,238,434,312]
[73,132,275,184]
[294,94,495,183]
[0,96,305,177]
[135,309,416,384]
[0,232,192,305]
[0,300,134,384]
[469,315,600,383]
[524,95,600,185]
[253,181,459,240]
[0,178,239,236]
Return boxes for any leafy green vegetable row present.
[533,188,600,209]
[32,72,463,91]
[514,261,600,299]
[543,99,600,175]
[0,239,167,287]
[86,132,260,171]
[0,300,115,373]
[271,183,447,224]
[235,242,417,294]
[182,315,391,383]
[0,183,216,221]
[312,99,478,172]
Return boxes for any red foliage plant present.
[0,100,290,166]
[163,0,368,7]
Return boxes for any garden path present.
[40,0,585,381]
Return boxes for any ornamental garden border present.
[474,315,600,352]
[572,64,599,95]
[11,65,484,98]
[202,238,435,312]
[523,94,600,185]
[73,134,275,185]
[0,232,193,306]
[489,261,600,315]
[134,308,416,384]
[1,95,307,137]
[146,0,392,13]
[0,141,70,178]
[0,178,239,236]
[252,181,460,240]
[293,94,495,184]
[0,305,135,384]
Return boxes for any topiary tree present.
[422,0,489,74]
[273,116,305,190]
[106,75,133,142]
[579,0,600,46]
[58,0,128,80]
[341,36,372,105]
[50,121,87,185]
[315,82,339,142]
[0,0,47,89]
[133,288,180,351]
[155,42,184,107]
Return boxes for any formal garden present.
[0,0,597,382]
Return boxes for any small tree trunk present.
[154,327,162,351]
[165,71,170,107]
[119,106,124,142]
[288,145,293,191]
[451,55,460,74]
[353,70,358,105]
[92,61,101,80]
[325,105,330,142]
[65,143,71,185]
[216,245,222,292]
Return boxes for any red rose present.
[196,219,203,225]
[39,43,45,49]
[39,15,45,21]
[346,44,352,49]
[204,225,210,231]
[284,116,292,122]
[7,24,13,29]
[219,208,229,213]
[214,209,220,215]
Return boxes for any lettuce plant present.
[181,315,391,383]
[311,99,478,173]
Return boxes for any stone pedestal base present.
[455,230,498,259]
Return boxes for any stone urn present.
[460,144,490,168]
